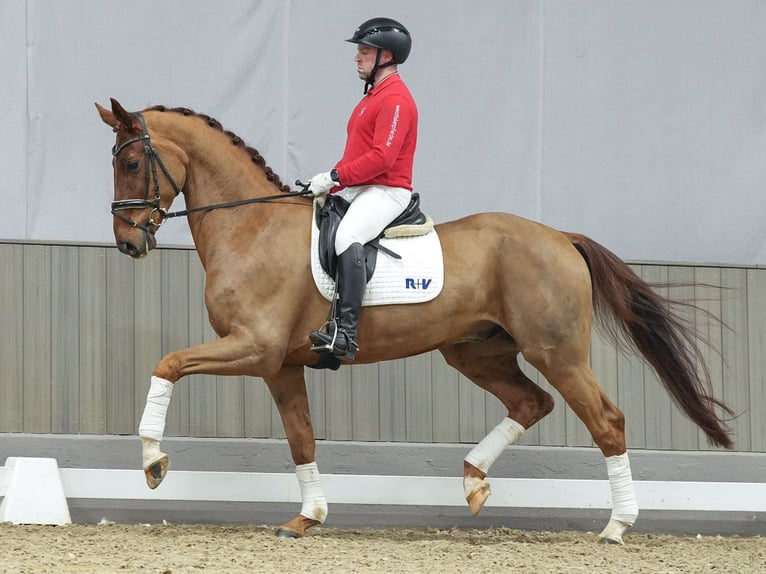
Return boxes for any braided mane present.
[148,105,291,193]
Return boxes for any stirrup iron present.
[310,285,341,354]
[309,321,340,354]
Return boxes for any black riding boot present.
[310,242,365,360]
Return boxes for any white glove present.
[307,171,338,197]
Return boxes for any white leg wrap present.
[138,376,174,441]
[464,417,525,474]
[296,462,328,523]
[606,452,639,525]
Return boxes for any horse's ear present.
[95,101,119,130]
[95,98,141,133]
[110,98,141,130]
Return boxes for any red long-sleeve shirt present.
[332,73,418,192]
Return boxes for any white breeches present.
[333,185,412,254]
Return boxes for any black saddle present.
[316,193,427,280]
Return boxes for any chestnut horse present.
[96,98,732,544]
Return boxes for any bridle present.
[110,111,312,234]
[110,112,182,234]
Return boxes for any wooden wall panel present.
[404,354,433,442]
[351,363,380,441]
[5,242,763,454]
[0,245,24,432]
[244,375,274,439]
[431,351,460,443]
[378,359,407,442]
[746,269,766,452]
[51,245,80,434]
[23,245,52,433]
[720,268,750,450]
[325,363,353,440]
[132,253,162,431]
[160,250,190,437]
[105,248,135,434]
[78,248,107,434]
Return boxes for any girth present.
[315,192,428,280]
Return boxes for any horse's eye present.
[126,160,140,173]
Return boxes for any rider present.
[307,17,418,361]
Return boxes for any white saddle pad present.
[310,211,444,306]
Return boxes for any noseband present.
[111,112,182,234]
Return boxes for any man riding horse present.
[306,17,418,361]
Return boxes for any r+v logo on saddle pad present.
[405,277,433,290]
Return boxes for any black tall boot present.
[309,242,365,360]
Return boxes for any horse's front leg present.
[264,365,327,538]
[138,333,262,489]
[139,376,173,489]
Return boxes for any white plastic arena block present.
[0,457,71,525]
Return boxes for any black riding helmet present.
[346,17,411,93]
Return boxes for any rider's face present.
[355,45,376,79]
[354,45,392,81]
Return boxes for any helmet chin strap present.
[364,49,395,94]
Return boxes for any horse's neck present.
[154,117,301,270]
[184,187,261,264]
[181,163,294,270]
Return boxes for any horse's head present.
[96,98,187,258]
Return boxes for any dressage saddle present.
[315,192,428,282]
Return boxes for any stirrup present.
[309,319,339,354]
[310,285,341,354]
[309,325,359,360]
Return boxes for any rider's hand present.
[307,171,338,197]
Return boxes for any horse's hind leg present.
[529,346,637,544]
[439,335,555,516]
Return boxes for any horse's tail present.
[565,232,734,449]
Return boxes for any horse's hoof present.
[275,515,321,538]
[596,536,624,545]
[466,481,491,516]
[275,527,302,539]
[595,518,630,545]
[143,454,170,489]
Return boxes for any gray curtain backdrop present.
[2,0,765,265]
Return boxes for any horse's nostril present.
[118,241,139,258]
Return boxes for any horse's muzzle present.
[116,230,157,259]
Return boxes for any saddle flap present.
[316,196,376,280]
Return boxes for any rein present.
[159,190,311,220]
[111,111,312,232]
